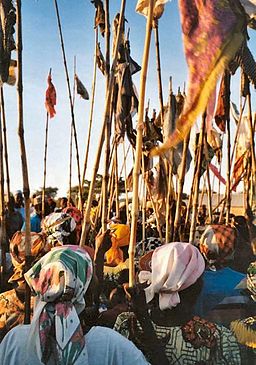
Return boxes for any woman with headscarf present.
[41,212,77,246]
[195,224,246,317]
[62,206,82,244]
[0,245,150,365]
[231,261,256,363]
[0,231,51,341]
[114,242,241,364]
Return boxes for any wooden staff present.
[114,142,120,219]
[42,68,52,218]
[173,132,190,241]
[129,0,154,286]
[81,27,98,205]
[42,112,49,217]
[0,87,11,211]
[206,163,213,223]
[16,0,31,324]
[189,112,206,243]
[54,0,83,208]
[80,0,127,246]
[141,153,146,243]
[101,0,111,230]
[247,87,256,189]
[225,116,231,223]
[153,18,164,124]
[122,141,130,224]
[0,100,6,290]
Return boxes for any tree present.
[34,186,58,199]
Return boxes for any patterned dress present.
[114,312,241,364]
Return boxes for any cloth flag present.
[0,0,16,84]
[136,0,169,19]
[75,74,89,100]
[214,72,231,133]
[45,74,56,118]
[91,0,105,36]
[152,0,246,156]
[96,42,106,75]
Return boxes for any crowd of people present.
[0,190,255,364]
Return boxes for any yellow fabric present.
[104,259,129,275]
[231,319,256,349]
[105,224,130,266]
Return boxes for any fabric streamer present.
[151,0,246,156]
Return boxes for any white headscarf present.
[139,242,205,310]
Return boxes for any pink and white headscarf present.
[139,242,205,310]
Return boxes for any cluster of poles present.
[0,0,255,323]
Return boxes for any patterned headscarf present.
[139,242,205,310]
[105,223,130,266]
[24,245,93,365]
[62,207,82,244]
[199,224,236,270]
[42,212,76,246]
[8,231,51,284]
[247,261,256,301]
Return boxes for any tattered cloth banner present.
[75,74,89,100]
[91,0,105,36]
[0,0,16,84]
[152,0,246,156]
[45,74,57,118]
[136,0,169,19]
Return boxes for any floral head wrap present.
[247,261,256,302]
[8,231,50,284]
[62,207,82,244]
[199,224,236,270]
[139,242,205,310]
[24,245,93,365]
[41,212,76,246]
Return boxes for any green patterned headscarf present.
[24,245,93,365]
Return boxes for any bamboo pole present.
[141,153,146,243]
[0,100,6,289]
[101,0,111,231]
[42,69,52,218]
[206,163,213,224]
[153,18,164,125]
[16,0,31,324]
[129,0,154,286]
[225,116,231,223]
[0,87,11,211]
[68,58,77,206]
[53,0,83,209]
[144,179,163,242]
[81,28,98,202]
[114,142,119,219]
[122,141,130,224]
[173,132,190,241]
[80,0,127,246]
[42,112,49,217]
[189,112,206,243]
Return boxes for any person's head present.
[41,212,77,246]
[105,223,130,266]
[92,199,98,208]
[14,190,23,207]
[33,195,42,215]
[138,242,205,312]
[24,245,93,364]
[60,197,68,209]
[109,285,127,307]
[199,224,236,270]
[8,231,51,287]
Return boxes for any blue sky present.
[3,0,256,197]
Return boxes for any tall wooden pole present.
[42,112,49,217]
[81,28,98,204]
[173,132,190,241]
[122,141,130,224]
[0,87,11,211]
[129,0,154,286]
[0,102,6,289]
[153,19,164,125]
[80,0,127,246]
[16,0,31,324]
[225,116,231,223]
[42,69,52,218]
[101,0,111,231]
[54,0,83,208]
[189,112,206,243]
[114,142,120,219]
[68,57,76,205]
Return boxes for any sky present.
[2,0,256,198]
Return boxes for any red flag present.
[209,162,237,192]
[45,74,56,118]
